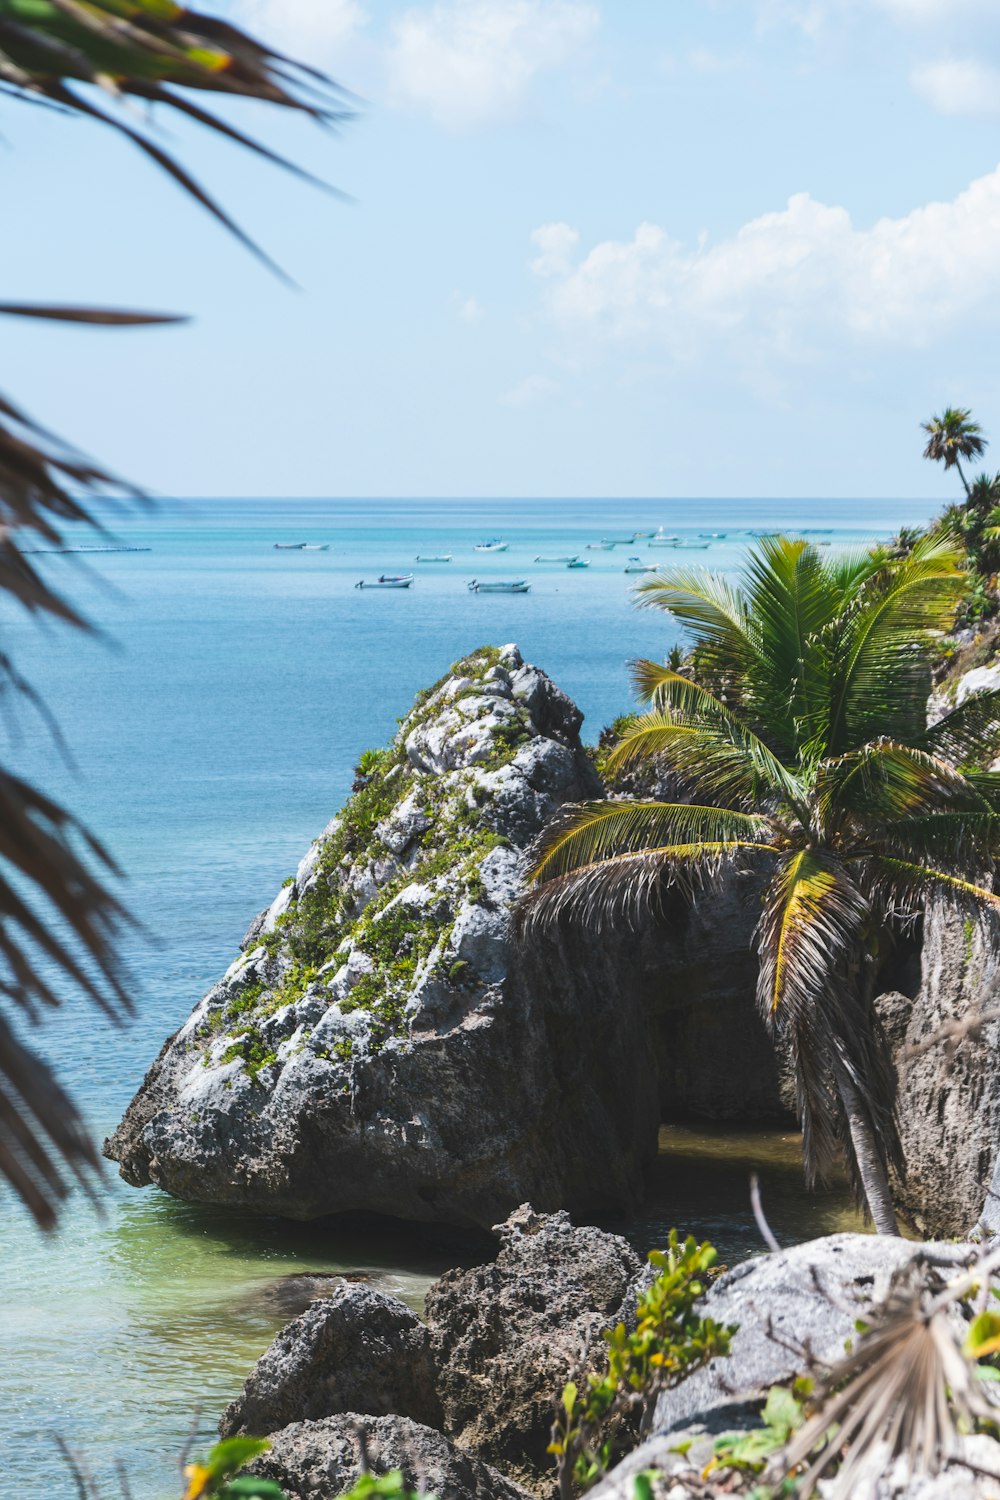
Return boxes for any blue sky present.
[5,0,1000,499]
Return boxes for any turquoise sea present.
[0,496,936,1498]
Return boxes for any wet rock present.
[220,1283,442,1438]
[246,1271,371,1321]
[424,1205,646,1491]
[247,1414,531,1500]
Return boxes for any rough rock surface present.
[247,1414,531,1500]
[219,1283,441,1438]
[105,643,783,1230]
[425,1204,646,1490]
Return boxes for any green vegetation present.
[209,647,523,1069]
[549,1232,733,1498]
[526,534,1000,1234]
[183,1438,285,1500]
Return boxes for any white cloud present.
[456,294,485,322]
[911,58,1000,116]
[529,165,1000,365]
[387,0,599,131]
[501,373,560,405]
[234,0,365,61]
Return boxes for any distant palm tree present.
[0,1,348,1227]
[522,535,1000,1234]
[922,408,987,496]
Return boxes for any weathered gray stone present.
[220,1283,442,1438]
[247,1414,531,1500]
[425,1205,646,1491]
[105,644,785,1231]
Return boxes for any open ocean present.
[0,496,936,1497]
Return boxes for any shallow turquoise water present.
[0,497,932,1497]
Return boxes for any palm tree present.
[522,535,1000,1234]
[0,1,347,1227]
[922,408,987,496]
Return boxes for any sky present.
[5,0,1000,499]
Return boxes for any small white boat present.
[468,579,530,594]
[301,544,330,551]
[648,537,680,547]
[631,531,655,539]
[586,543,615,551]
[624,557,656,574]
[670,542,711,551]
[474,538,509,552]
[534,554,579,563]
[274,542,306,550]
[566,558,590,569]
[698,533,726,539]
[415,554,453,562]
[600,538,632,546]
[355,574,414,589]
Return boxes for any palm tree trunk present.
[836,1068,899,1236]
[956,457,971,496]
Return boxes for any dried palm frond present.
[772,1251,1000,1499]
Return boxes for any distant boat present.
[631,531,655,539]
[698,532,726,539]
[274,542,306,550]
[586,543,615,551]
[474,538,509,552]
[355,574,414,589]
[648,537,680,547]
[468,579,530,594]
[301,544,330,551]
[600,538,632,546]
[534,555,579,563]
[415,554,453,562]
[670,542,711,551]
[749,530,778,538]
[624,557,656,574]
[566,558,590,569]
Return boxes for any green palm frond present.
[0,0,352,267]
[519,840,772,937]
[756,850,870,1021]
[877,812,1000,863]
[633,567,758,680]
[529,801,773,885]
[826,535,965,752]
[608,712,804,812]
[919,686,1000,764]
[861,855,1000,918]
[819,741,989,822]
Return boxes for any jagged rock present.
[247,1414,531,1500]
[105,644,784,1230]
[424,1205,646,1491]
[219,1283,442,1438]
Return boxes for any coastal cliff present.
[105,644,783,1229]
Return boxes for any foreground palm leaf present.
[0,0,352,267]
[523,535,1000,1232]
[0,4,347,1226]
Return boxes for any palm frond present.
[861,855,1000,920]
[920,685,1000,765]
[819,740,990,823]
[826,535,965,752]
[756,850,870,1022]
[518,840,772,938]
[877,812,1000,864]
[529,801,773,885]
[607,712,805,813]
[632,567,759,680]
[774,1255,997,1500]
[0,0,353,266]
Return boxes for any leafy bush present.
[549,1232,733,1497]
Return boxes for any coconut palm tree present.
[522,535,1000,1234]
[922,408,987,496]
[0,1,348,1227]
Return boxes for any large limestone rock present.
[425,1204,646,1491]
[247,1414,531,1500]
[106,644,782,1230]
[219,1283,441,1438]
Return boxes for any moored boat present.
[355,574,414,589]
[274,542,306,550]
[415,554,453,562]
[533,555,579,563]
[474,538,509,552]
[566,558,590,569]
[586,543,615,551]
[647,537,680,547]
[301,544,330,551]
[468,579,530,593]
[624,557,656,573]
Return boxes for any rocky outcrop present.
[106,644,783,1231]
[426,1205,646,1490]
[246,1414,531,1500]
[219,1283,442,1438]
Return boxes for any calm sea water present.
[0,497,934,1497]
